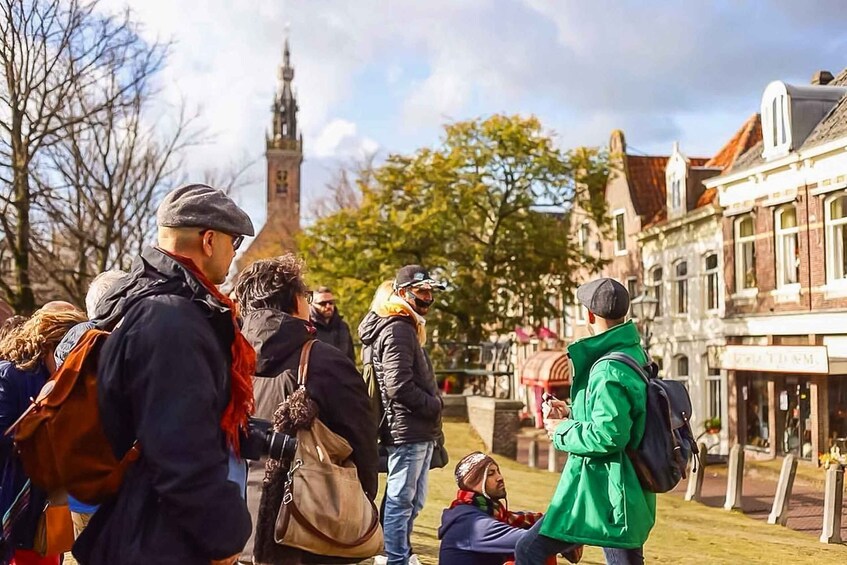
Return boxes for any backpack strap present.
[593,352,649,383]
[296,339,317,388]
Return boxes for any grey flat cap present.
[157,184,255,237]
[576,277,630,319]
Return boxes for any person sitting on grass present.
[437,452,582,565]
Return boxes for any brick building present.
[705,69,847,464]
[238,38,303,268]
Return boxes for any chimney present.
[811,70,834,86]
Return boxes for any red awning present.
[520,350,570,390]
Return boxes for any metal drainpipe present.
[805,183,813,312]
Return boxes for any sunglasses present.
[200,230,245,251]
[315,300,335,307]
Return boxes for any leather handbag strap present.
[288,496,381,548]
[296,339,317,387]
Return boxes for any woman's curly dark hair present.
[233,254,307,315]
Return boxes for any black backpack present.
[593,352,697,493]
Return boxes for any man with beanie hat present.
[438,452,581,565]
[516,278,655,565]
[73,184,255,565]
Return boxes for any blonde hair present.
[0,308,86,370]
[369,280,395,312]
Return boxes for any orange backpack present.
[8,328,138,504]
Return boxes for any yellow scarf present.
[374,294,427,345]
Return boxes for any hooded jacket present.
[240,308,378,564]
[437,504,530,565]
[358,306,441,446]
[73,247,252,565]
[0,361,51,559]
[310,309,355,363]
[540,321,656,549]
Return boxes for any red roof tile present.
[625,155,669,222]
[704,114,762,169]
[696,114,763,207]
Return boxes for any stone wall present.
[466,396,524,458]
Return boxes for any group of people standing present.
[0,183,657,565]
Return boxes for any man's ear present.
[587,310,596,324]
[201,231,215,257]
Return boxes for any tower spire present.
[269,31,298,148]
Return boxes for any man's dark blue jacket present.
[73,247,252,565]
[438,504,530,565]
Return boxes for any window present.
[578,222,590,255]
[672,260,688,314]
[626,276,638,316]
[762,83,791,160]
[670,175,682,211]
[826,193,847,283]
[704,253,719,311]
[706,366,722,422]
[775,205,800,287]
[675,355,689,391]
[649,266,663,318]
[614,212,626,253]
[743,378,769,449]
[735,215,757,290]
[275,169,289,196]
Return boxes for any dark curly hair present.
[233,254,308,315]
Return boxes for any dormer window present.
[761,82,791,160]
[666,143,688,216]
[671,175,682,210]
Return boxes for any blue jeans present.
[383,441,434,565]
[515,517,644,565]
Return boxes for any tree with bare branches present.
[0,0,167,313]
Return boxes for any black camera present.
[241,417,298,462]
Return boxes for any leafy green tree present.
[300,114,611,342]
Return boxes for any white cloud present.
[312,119,379,159]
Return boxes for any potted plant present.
[704,417,721,435]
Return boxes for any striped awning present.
[520,350,570,390]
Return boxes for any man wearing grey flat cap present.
[516,277,655,565]
[74,184,255,565]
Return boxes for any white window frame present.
[705,364,723,422]
[649,265,663,319]
[613,210,627,255]
[703,252,720,312]
[671,175,681,211]
[672,260,688,315]
[674,355,690,391]
[762,84,791,160]
[735,215,757,293]
[825,192,847,285]
[774,205,800,290]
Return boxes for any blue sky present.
[104,0,847,231]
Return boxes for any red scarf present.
[449,489,542,529]
[165,251,256,455]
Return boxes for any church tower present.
[239,38,303,267]
[266,37,302,229]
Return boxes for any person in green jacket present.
[515,278,656,565]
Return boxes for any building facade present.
[239,38,304,267]
[640,116,761,455]
[706,69,847,464]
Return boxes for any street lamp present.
[630,290,659,357]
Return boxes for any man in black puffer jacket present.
[358,265,445,565]
[234,254,378,565]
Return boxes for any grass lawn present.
[389,419,847,564]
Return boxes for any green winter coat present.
[539,321,656,549]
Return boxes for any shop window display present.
[743,379,769,449]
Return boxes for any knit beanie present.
[454,451,496,493]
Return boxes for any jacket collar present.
[567,321,642,385]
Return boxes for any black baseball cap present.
[576,278,630,319]
[394,265,446,290]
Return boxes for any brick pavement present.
[671,464,847,539]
